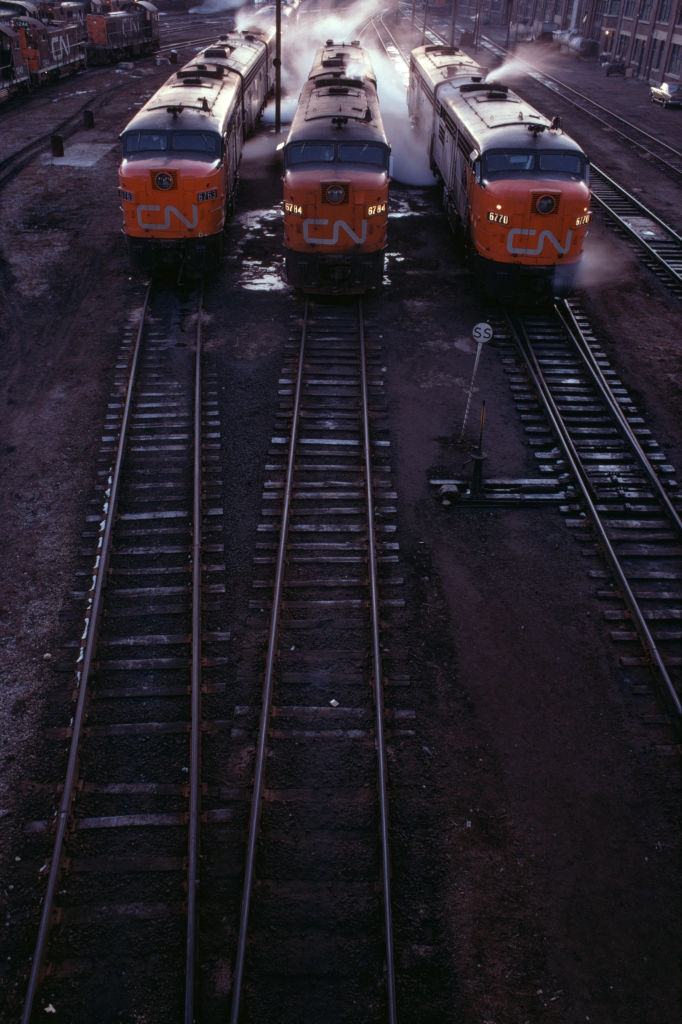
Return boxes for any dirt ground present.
[0,8,679,1022]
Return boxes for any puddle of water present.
[239,259,286,291]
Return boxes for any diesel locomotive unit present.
[409,44,591,298]
[119,28,274,271]
[282,40,390,293]
[0,0,158,101]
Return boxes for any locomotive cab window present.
[338,143,389,168]
[286,141,388,169]
[286,142,335,166]
[483,149,586,181]
[122,130,222,160]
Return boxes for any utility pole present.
[275,0,282,132]
[449,0,459,47]
[422,0,431,44]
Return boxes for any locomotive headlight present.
[153,171,176,191]
[326,184,346,205]
[535,194,557,215]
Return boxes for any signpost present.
[275,0,282,133]
[458,322,493,443]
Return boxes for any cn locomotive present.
[282,40,390,294]
[0,0,159,102]
[408,44,591,298]
[118,28,274,271]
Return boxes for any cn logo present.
[51,35,71,63]
[137,205,199,231]
[507,228,574,256]
[303,219,368,246]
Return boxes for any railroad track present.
[589,165,682,298]
[229,299,402,1021]
[0,90,112,190]
[497,301,682,721]
[21,282,228,1022]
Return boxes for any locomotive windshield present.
[286,140,389,169]
[483,149,586,180]
[122,130,222,160]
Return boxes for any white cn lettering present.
[303,219,368,246]
[136,205,199,231]
[51,35,71,62]
[507,228,574,257]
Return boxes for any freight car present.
[408,44,591,298]
[118,28,275,271]
[282,40,390,293]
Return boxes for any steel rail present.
[358,300,399,1024]
[20,283,153,1024]
[229,299,310,1023]
[184,283,204,1024]
[556,299,682,535]
[589,164,682,244]
[507,313,682,720]
[588,166,682,290]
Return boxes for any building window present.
[624,0,635,16]
[669,43,682,74]
[618,31,630,53]
[651,37,665,67]
[658,0,671,22]
[639,0,652,20]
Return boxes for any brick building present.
[475,0,682,79]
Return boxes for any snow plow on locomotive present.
[283,40,390,295]
[119,29,274,273]
[408,44,591,300]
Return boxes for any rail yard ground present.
[0,6,680,1022]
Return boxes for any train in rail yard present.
[408,43,591,298]
[282,40,390,294]
[118,27,275,271]
[0,0,159,102]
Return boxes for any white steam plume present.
[189,0,243,14]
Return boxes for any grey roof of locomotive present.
[286,42,388,147]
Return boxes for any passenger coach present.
[282,40,390,294]
[409,44,591,298]
[119,28,274,271]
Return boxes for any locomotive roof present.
[411,44,584,156]
[410,44,485,91]
[286,42,387,147]
[439,80,585,155]
[120,30,272,137]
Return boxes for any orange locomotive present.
[283,40,390,294]
[118,28,274,272]
[408,44,591,298]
